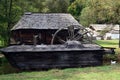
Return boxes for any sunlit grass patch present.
[94,40,119,48]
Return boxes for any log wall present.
[4,50,103,70]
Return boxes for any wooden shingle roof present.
[11,13,81,30]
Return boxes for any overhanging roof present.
[11,13,81,30]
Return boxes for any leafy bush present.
[0,57,20,74]
[103,54,118,61]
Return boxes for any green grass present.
[94,40,119,48]
[0,65,120,80]
[95,40,120,54]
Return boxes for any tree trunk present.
[7,0,12,45]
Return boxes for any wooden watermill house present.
[0,13,115,70]
[11,13,81,45]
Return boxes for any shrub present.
[105,54,117,61]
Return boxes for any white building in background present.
[108,29,119,39]
[89,24,119,40]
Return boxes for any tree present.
[44,0,70,13]
[0,0,22,46]
[69,0,75,4]
[80,0,120,26]
[0,0,13,45]
[110,0,120,24]
[68,0,88,20]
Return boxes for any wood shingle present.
[11,13,81,30]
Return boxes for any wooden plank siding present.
[11,29,58,45]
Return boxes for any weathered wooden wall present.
[4,50,103,70]
[11,29,69,45]
[11,29,57,45]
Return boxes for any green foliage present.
[68,0,87,20]
[79,0,120,26]
[80,7,96,26]
[45,0,70,13]
[0,0,22,46]
[104,54,118,61]
[0,56,19,74]
[0,57,8,66]
[68,0,120,26]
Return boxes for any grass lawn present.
[94,40,119,48]
[0,40,120,80]
[95,40,120,54]
[0,65,120,80]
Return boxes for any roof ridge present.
[24,12,71,15]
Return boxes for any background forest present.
[0,0,120,46]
